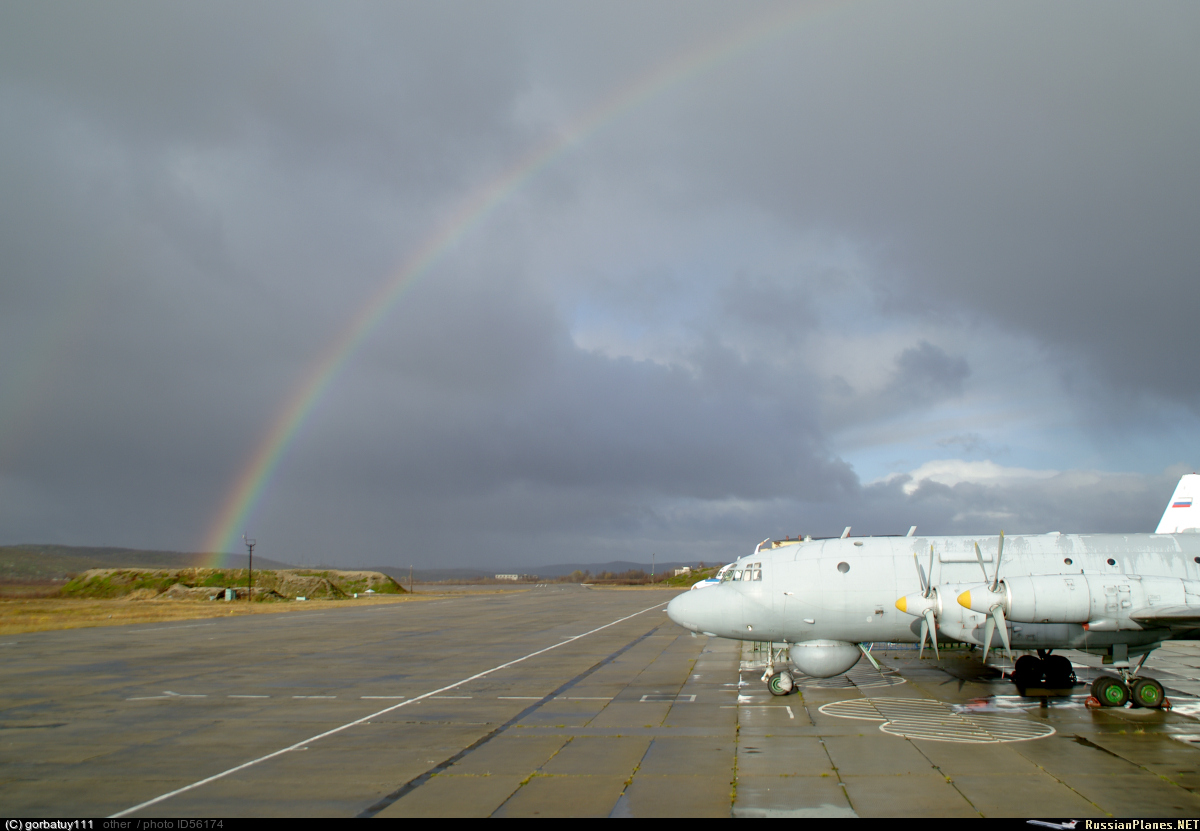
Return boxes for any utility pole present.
[651,552,655,582]
[243,535,256,601]
[409,564,413,594]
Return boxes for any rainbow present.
[199,2,842,565]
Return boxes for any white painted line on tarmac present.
[785,706,795,719]
[498,696,541,700]
[566,696,611,700]
[361,696,405,700]
[430,695,472,699]
[293,695,336,699]
[229,695,270,699]
[111,600,668,818]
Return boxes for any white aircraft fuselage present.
[666,532,1200,654]
[667,475,1200,703]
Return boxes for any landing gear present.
[761,643,795,696]
[1043,654,1074,687]
[1091,675,1130,707]
[1011,651,1076,691]
[1130,677,1165,709]
[766,669,794,696]
[1012,655,1043,685]
[1087,649,1170,709]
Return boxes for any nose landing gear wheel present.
[1091,676,1130,707]
[767,670,794,696]
[1130,677,1165,709]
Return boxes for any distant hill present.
[0,544,294,581]
[0,543,719,584]
[366,560,719,583]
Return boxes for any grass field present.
[0,594,432,636]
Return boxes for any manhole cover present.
[819,698,1056,743]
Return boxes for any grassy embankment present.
[0,567,419,635]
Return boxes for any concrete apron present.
[732,642,1200,818]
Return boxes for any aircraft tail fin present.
[1155,473,1200,534]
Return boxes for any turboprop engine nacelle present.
[789,640,861,678]
[958,574,1200,626]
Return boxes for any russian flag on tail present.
[1158,474,1200,533]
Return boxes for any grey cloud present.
[1,2,1196,568]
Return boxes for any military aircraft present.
[666,474,1200,708]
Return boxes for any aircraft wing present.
[1129,606,1200,628]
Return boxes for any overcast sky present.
[2,1,1198,568]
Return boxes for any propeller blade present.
[912,551,928,595]
[990,605,1013,661]
[974,541,989,582]
[992,531,1005,592]
[918,615,929,660]
[926,544,936,598]
[982,614,995,664]
[923,608,940,660]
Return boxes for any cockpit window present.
[722,562,762,582]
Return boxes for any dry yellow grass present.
[0,594,434,636]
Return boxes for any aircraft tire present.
[1130,677,1165,709]
[767,670,794,696]
[1013,655,1043,684]
[1043,654,1074,687]
[1092,676,1129,707]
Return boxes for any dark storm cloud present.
[1,2,1196,567]
[652,1,1200,409]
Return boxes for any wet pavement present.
[732,643,1200,817]
[4,585,1200,817]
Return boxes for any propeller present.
[961,532,1012,663]
[896,545,940,659]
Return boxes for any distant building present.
[495,574,519,581]
[496,574,538,582]
[674,567,692,576]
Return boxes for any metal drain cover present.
[819,697,1056,743]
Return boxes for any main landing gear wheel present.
[1013,655,1043,684]
[1130,677,1165,709]
[767,670,794,696]
[1043,654,1074,687]
[1091,676,1130,707]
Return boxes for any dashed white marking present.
[785,706,795,719]
[360,696,405,700]
[498,696,541,700]
[640,694,696,703]
[228,695,269,699]
[111,601,668,818]
[293,695,336,699]
[566,696,611,700]
[126,691,207,701]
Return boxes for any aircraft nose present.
[666,591,705,632]
[666,586,739,636]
